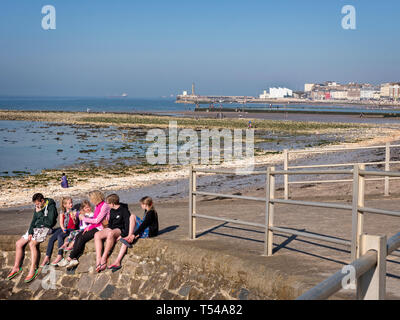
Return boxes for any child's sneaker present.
[66,259,79,270]
[57,258,68,267]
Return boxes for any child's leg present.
[124,214,137,243]
[51,234,65,263]
[55,231,69,259]
[67,240,75,250]
[27,240,39,277]
[110,243,128,267]
[42,228,62,266]
[94,229,110,266]
[11,237,29,273]
[101,229,121,264]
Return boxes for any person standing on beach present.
[61,173,69,188]
[6,193,58,283]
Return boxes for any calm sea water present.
[0,119,348,177]
[0,120,150,176]
[0,97,187,113]
[1,96,398,114]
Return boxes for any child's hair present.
[32,193,44,202]
[60,196,72,214]
[80,200,92,212]
[140,196,153,209]
[88,190,105,205]
[106,194,120,205]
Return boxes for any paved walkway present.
[2,179,400,299]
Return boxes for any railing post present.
[264,166,275,256]
[351,164,365,260]
[189,165,196,239]
[384,142,390,196]
[283,149,289,200]
[357,234,387,300]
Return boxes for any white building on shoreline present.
[259,90,269,99]
[267,87,293,99]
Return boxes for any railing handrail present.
[359,169,400,177]
[273,169,353,175]
[284,142,398,199]
[296,249,378,300]
[289,160,400,169]
[188,164,400,299]
[287,144,400,154]
[192,168,264,175]
[297,232,400,300]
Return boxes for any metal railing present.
[291,168,400,300]
[297,232,400,300]
[188,166,268,248]
[283,142,400,199]
[189,165,400,299]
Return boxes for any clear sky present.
[0,0,399,97]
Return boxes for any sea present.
[0,96,399,114]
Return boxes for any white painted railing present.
[297,232,400,300]
[189,165,400,299]
[283,142,400,199]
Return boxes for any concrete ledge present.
[0,235,305,300]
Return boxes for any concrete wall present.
[0,235,303,300]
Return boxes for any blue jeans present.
[46,227,69,257]
[135,216,149,238]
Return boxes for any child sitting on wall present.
[108,196,159,272]
[60,200,93,252]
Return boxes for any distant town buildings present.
[176,81,400,104]
[302,81,400,102]
[381,83,400,100]
[304,84,315,92]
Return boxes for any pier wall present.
[0,236,303,300]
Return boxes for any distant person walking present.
[61,173,69,188]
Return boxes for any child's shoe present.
[57,258,68,267]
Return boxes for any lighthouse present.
[192,82,195,96]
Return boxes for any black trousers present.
[69,228,98,260]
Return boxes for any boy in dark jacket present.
[6,193,58,283]
[93,194,131,272]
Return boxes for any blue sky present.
[0,0,399,97]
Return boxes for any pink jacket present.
[82,201,110,231]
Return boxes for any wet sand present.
[1,122,400,209]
